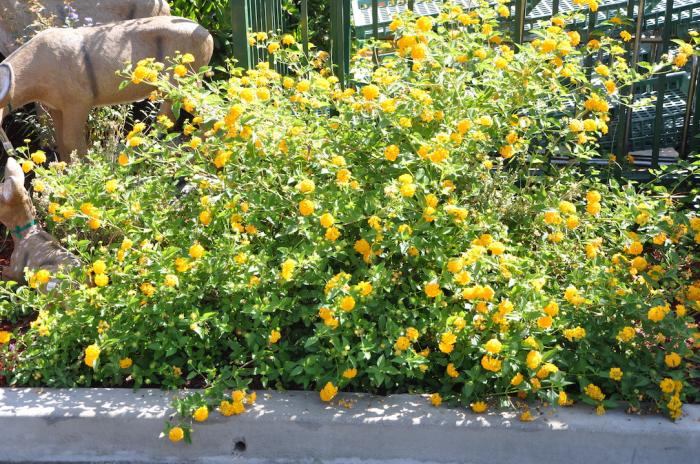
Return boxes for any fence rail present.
[228,0,700,168]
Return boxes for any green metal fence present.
[228,0,700,167]
[230,0,288,71]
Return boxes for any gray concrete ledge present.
[0,388,699,464]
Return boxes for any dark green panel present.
[650,0,674,168]
[618,0,646,170]
[231,0,251,69]
[301,0,309,56]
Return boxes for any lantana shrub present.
[0,3,698,441]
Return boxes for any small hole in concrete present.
[234,440,246,453]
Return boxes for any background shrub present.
[0,3,698,439]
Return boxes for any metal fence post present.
[301,0,309,57]
[694,67,700,151]
[330,0,343,84]
[372,0,379,39]
[650,0,674,169]
[231,0,252,69]
[584,9,598,80]
[552,0,560,16]
[680,56,700,159]
[617,0,646,168]
[680,55,698,158]
[344,0,351,79]
[330,0,351,87]
[513,0,526,44]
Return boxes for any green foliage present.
[169,0,234,68]
[169,0,331,69]
[284,0,331,49]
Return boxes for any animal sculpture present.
[0,0,171,57]
[0,157,80,291]
[0,16,213,161]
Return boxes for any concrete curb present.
[0,388,698,464]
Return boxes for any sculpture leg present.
[37,104,56,148]
[57,106,89,163]
[158,99,174,123]
[48,109,63,153]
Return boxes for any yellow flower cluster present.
[84,344,100,368]
[28,269,51,290]
[131,58,161,84]
[320,382,339,402]
[92,260,109,287]
[648,304,670,323]
[583,383,605,402]
[659,378,684,420]
[607,367,623,381]
[564,286,585,306]
[563,326,586,342]
[319,306,339,329]
[219,390,256,417]
[280,259,296,281]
